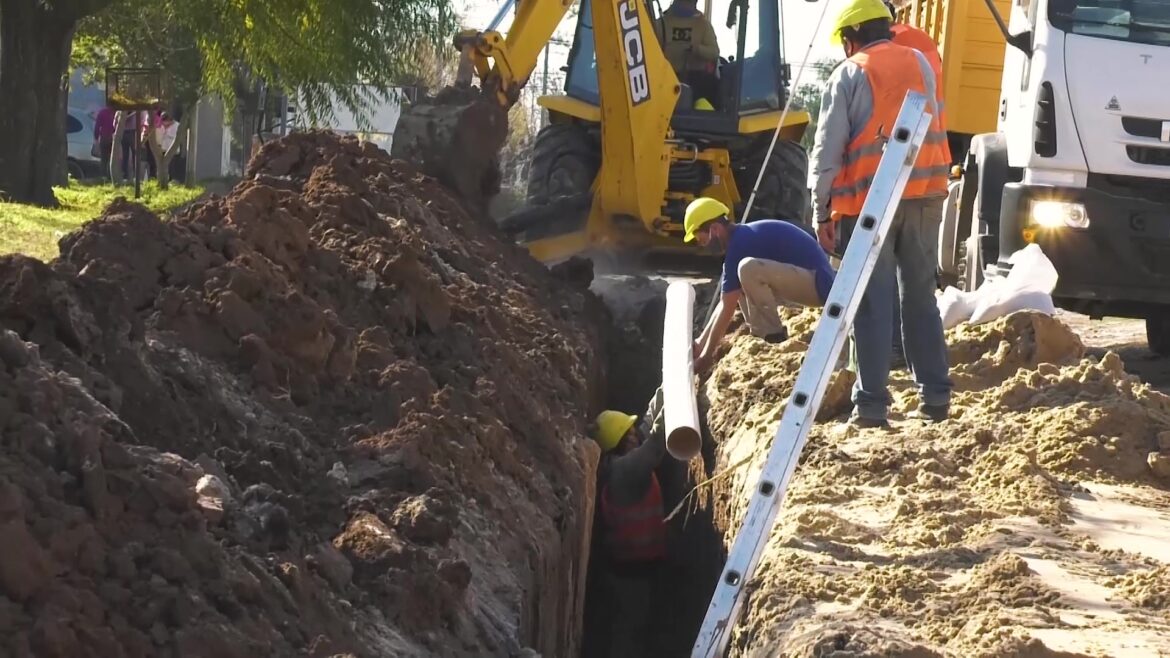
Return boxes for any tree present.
[1,0,459,206]
[794,58,841,151]
[0,0,116,205]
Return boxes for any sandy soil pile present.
[0,132,604,658]
[697,310,1170,657]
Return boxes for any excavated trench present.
[583,277,727,658]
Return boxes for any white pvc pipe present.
[663,281,701,461]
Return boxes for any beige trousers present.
[736,257,822,337]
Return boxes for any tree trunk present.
[0,0,80,205]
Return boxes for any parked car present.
[66,107,103,181]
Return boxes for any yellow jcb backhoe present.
[391,0,813,269]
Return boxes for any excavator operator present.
[658,0,722,109]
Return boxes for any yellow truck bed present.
[896,0,1009,136]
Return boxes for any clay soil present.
[0,132,608,658]
[694,309,1170,657]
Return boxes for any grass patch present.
[0,180,205,262]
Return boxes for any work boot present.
[908,403,949,423]
[763,325,789,344]
[848,411,889,430]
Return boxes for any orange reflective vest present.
[891,23,952,162]
[600,473,667,563]
[829,41,951,219]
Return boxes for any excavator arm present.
[392,0,683,251]
[452,0,577,108]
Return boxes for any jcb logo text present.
[619,0,651,105]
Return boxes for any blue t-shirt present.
[721,220,836,302]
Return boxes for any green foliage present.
[0,180,204,261]
[795,58,841,150]
[73,0,460,121]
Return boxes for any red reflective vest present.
[600,473,667,563]
[829,41,951,219]
[891,23,952,162]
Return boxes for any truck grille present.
[1126,145,1170,167]
[1121,116,1165,139]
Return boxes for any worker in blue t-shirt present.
[685,197,837,372]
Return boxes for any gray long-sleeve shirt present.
[603,387,667,507]
[808,40,939,225]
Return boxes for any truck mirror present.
[981,0,1033,56]
[1007,29,1034,54]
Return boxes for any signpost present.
[105,67,163,199]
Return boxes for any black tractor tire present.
[1148,313,1170,357]
[733,137,811,227]
[67,159,86,183]
[526,122,600,205]
[957,235,985,292]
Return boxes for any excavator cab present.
[563,0,788,130]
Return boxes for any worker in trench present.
[589,389,669,658]
[687,197,838,373]
[656,0,721,110]
[811,0,953,428]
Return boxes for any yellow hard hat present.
[831,0,893,45]
[693,97,715,111]
[684,197,730,242]
[594,410,638,452]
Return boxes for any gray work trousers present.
[841,196,953,420]
[603,564,658,658]
[736,257,823,336]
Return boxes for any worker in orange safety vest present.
[810,0,954,428]
[885,0,952,163]
[590,389,668,657]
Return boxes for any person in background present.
[117,111,139,183]
[141,108,162,180]
[657,0,721,109]
[810,0,953,428]
[686,197,837,373]
[591,389,667,658]
[151,111,182,188]
[884,0,949,163]
[94,105,117,181]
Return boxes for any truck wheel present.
[1148,313,1170,356]
[735,138,811,227]
[526,123,599,205]
[67,159,85,183]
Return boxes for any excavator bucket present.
[390,84,509,210]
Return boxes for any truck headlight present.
[1031,201,1089,229]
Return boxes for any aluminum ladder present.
[691,90,935,658]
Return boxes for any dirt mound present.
[948,312,1086,390]
[0,132,602,657]
[694,311,1170,657]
